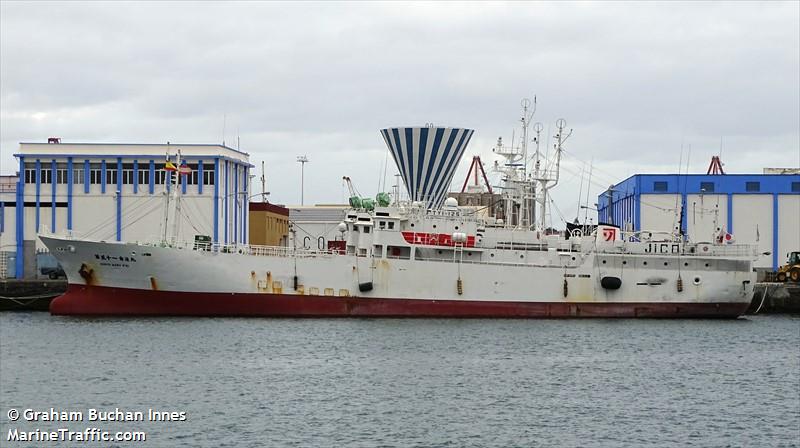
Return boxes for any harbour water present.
[1,313,798,447]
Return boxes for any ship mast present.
[160,147,184,245]
[170,150,183,243]
[493,98,538,228]
[534,118,570,231]
[161,147,172,244]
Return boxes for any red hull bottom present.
[49,284,751,318]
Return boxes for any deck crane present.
[343,176,376,211]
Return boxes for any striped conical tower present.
[380,127,474,208]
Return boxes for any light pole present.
[297,155,309,205]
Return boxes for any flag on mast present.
[164,160,178,172]
[178,160,192,175]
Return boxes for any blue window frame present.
[746,181,760,192]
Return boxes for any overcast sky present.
[1,1,798,224]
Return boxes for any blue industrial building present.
[597,173,800,269]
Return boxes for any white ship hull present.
[41,234,756,318]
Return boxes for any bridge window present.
[387,245,410,259]
[792,182,800,192]
[653,181,668,192]
[746,181,760,192]
[700,182,714,193]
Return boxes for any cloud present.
[1,1,798,224]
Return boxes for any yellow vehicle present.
[776,251,800,282]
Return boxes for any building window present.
[154,170,173,185]
[653,181,668,192]
[203,170,215,185]
[106,168,117,185]
[184,166,199,185]
[24,169,36,184]
[388,222,395,230]
[73,169,84,184]
[746,181,760,192]
[56,169,69,184]
[792,182,800,193]
[122,169,134,185]
[90,169,103,184]
[40,169,52,184]
[138,169,150,185]
[700,182,714,193]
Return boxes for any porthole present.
[433,224,437,229]
[643,261,648,266]
[410,223,415,228]
[520,255,524,259]
[467,252,472,256]
[704,263,709,268]
[664,262,668,266]
[602,260,607,264]
[622,260,627,265]
[490,253,495,257]
[693,276,702,285]
[684,262,688,267]
[455,226,459,230]
[437,250,442,255]
[572,256,577,261]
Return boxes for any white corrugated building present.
[0,140,252,278]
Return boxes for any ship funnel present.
[380,127,474,208]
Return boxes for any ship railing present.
[621,230,682,243]
[402,253,563,269]
[611,241,758,258]
[684,244,759,258]
[143,239,336,258]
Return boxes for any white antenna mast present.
[583,158,594,225]
[531,121,543,226]
[538,118,571,231]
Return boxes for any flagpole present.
[171,150,183,243]
[162,149,172,244]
